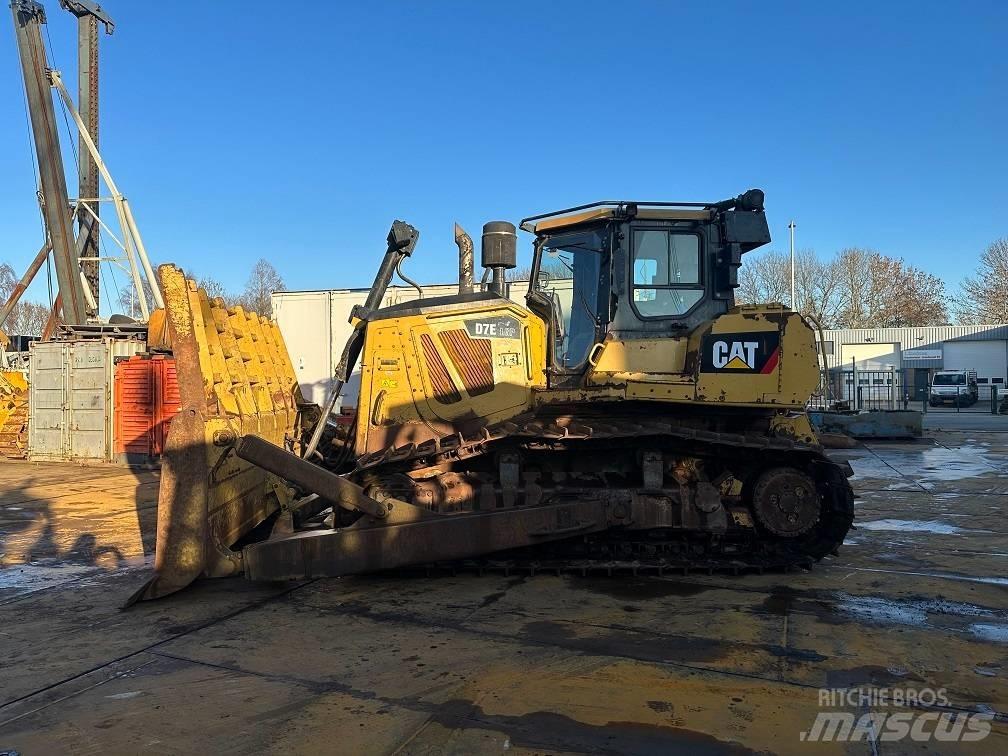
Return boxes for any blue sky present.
[1,0,1005,312]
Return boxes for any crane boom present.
[10,0,91,326]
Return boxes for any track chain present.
[348,413,855,574]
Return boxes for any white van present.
[929,369,978,407]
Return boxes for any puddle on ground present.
[850,443,1006,488]
[520,619,726,663]
[892,445,1003,481]
[831,593,1008,638]
[855,519,993,535]
[969,624,1008,643]
[759,588,1006,639]
[0,562,102,597]
[848,567,1008,586]
[521,618,825,665]
[833,594,929,625]
[826,665,923,688]
[0,558,149,600]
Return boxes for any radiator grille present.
[420,334,461,404]
[440,329,494,397]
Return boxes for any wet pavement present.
[0,432,1006,754]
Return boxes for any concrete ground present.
[0,433,1006,755]
[923,410,1008,433]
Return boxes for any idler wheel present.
[751,467,820,537]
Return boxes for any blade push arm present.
[304,221,419,458]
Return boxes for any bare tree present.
[239,259,286,316]
[507,263,570,283]
[0,261,52,336]
[834,248,946,327]
[736,248,844,325]
[197,275,233,305]
[952,238,1008,324]
[894,264,948,327]
[735,249,791,307]
[738,247,946,328]
[117,276,157,319]
[795,251,846,327]
[15,301,49,336]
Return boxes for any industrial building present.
[822,324,1008,402]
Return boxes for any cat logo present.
[700,331,781,374]
[713,341,758,370]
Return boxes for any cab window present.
[631,230,703,317]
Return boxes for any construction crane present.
[60,0,115,311]
[10,0,91,326]
[5,0,163,338]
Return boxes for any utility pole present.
[788,220,796,311]
[60,0,114,312]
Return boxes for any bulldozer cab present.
[522,191,771,379]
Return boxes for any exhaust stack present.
[481,221,517,297]
[454,223,474,295]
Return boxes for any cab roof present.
[529,207,712,234]
[518,192,765,236]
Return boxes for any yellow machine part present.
[132,264,313,602]
[584,304,820,408]
[351,300,822,458]
[354,302,548,455]
[0,370,29,458]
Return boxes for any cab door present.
[526,226,612,384]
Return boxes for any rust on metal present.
[420,333,461,404]
[439,328,494,396]
[131,265,312,602]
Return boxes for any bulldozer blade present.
[131,265,313,603]
[243,497,611,582]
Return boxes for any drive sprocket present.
[751,467,821,537]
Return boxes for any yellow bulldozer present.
[132,189,854,602]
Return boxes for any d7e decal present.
[465,316,520,340]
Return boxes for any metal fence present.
[808,368,1005,415]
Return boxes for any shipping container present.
[114,354,181,463]
[28,337,146,462]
